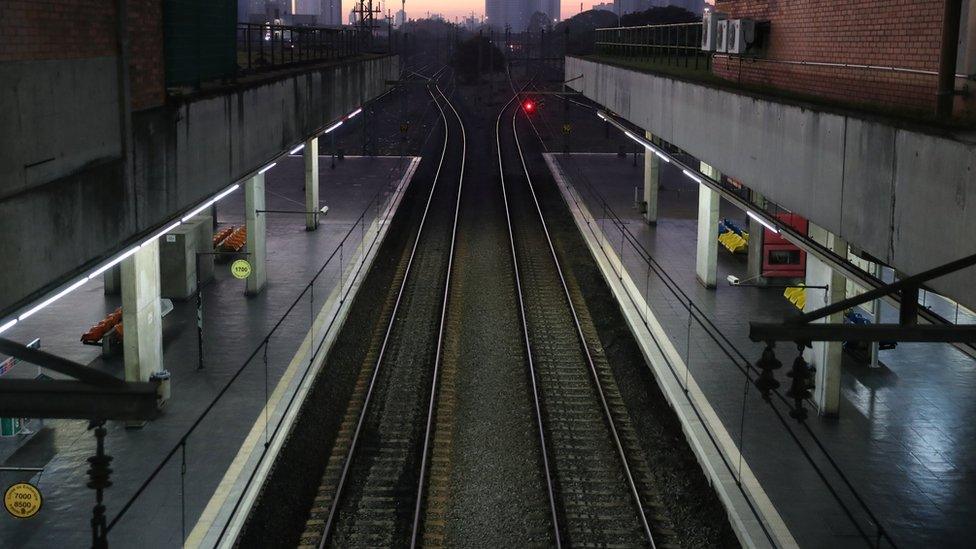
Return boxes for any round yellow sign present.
[231,259,252,280]
[4,482,42,518]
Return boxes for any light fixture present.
[19,277,90,321]
[212,183,240,202]
[347,107,363,118]
[0,318,17,335]
[654,150,670,162]
[324,121,343,133]
[90,245,142,278]
[143,221,183,247]
[16,179,243,325]
[289,144,305,155]
[182,199,216,223]
[258,162,276,175]
[748,211,779,233]
[682,169,702,184]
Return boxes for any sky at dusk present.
[387,0,602,22]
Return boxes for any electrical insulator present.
[755,344,782,400]
[786,348,815,421]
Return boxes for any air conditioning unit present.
[715,19,729,53]
[701,11,727,51]
[727,19,756,54]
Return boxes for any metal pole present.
[196,253,204,370]
[936,0,963,117]
[89,422,111,549]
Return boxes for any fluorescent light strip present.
[182,199,216,222]
[603,110,777,238]
[324,120,343,133]
[19,277,90,321]
[347,107,362,118]
[143,221,182,247]
[258,162,276,175]
[212,183,240,202]
[748,211,779,233]
[90,245,142,278]
[0,318,17,335]
[289,144,304,155]
[17,180,242,325]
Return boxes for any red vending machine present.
[762,212,807,278]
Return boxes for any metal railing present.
[237,23,364,73]
[595,22,709,70]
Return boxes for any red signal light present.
[523,100,535,113]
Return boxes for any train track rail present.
[496,80,673,547]
[298,66,465,548]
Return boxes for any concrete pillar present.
[643,131,660,224]
[121,239,163,384]
[695,162,721,289]
[304,137,320,231]
[804,223,848,416]
[746,189,765,282]
[245,173,267,295]
[103,264,122,295]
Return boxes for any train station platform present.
[545,152,976,548]
[0,155,419,547]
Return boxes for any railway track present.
[496,82,675,547]
[298,67,465,549]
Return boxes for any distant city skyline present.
[385,0,599,21]
[240,0,708,26]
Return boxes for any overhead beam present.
[789,253,976,325]
[0,337,124,387]
[749,323,976,344]
[0,379,160,421]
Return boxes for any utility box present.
[727,19,756,54]
[701,11,727,51]
[160,215,214,300]
[716,19,730,53]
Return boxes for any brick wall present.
[0,0,165,110]
[128,0,165,110]
[712,0,945,112]
[0,0,118,61]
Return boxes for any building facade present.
[320,0,342,25]
[486,0,560,31]
[711,0,972,114]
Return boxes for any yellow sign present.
[231,259,252,280]
[4,483,42,518]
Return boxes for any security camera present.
[319,205,330,215]
[726,274,740,286]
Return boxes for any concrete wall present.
[0,55,399,317]
[0,57,123,200]
[567,56,976,310]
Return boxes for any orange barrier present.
[81,307,123,344]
